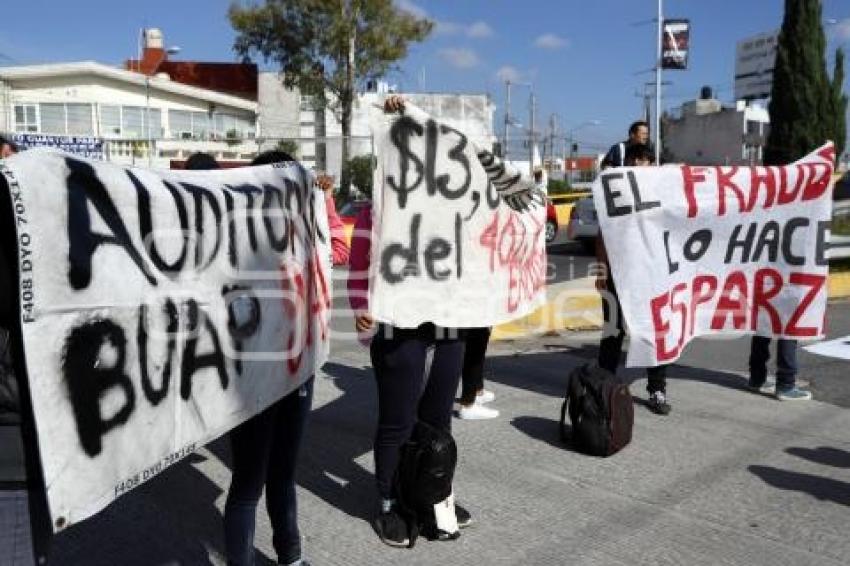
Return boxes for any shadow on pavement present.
[485,344,752,402]
[50,453,225,566]
[510,415,576,453]
[296,362,377,522]
[748,465,850,507]
[785,446,850,469]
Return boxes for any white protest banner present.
[804,336,850,360]
[593,144,834,368]
[0,149,330,531]
[368,103,547,328]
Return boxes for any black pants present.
[598,278,668,394]
[224,377,314,566]
[460,327,491,405]
[370,324,465,499]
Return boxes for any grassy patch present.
[833,216,850,236]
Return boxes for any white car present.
[566,196,599,253]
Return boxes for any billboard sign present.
[734,30,779,101]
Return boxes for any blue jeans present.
[224,377,314,566]
[749,337,798,390]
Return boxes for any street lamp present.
[145,46,180,166]
[566,120,601,184]
[502,80,532,162]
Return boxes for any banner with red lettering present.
[593,144,834,367]
[367,103,547,328]
[1,149,330,531]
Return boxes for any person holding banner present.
[595,143,672,415]
[348,95,473,547]
[748,337,810,400]
[0,136,18,159]
[223,150,348,566]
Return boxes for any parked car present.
[566,195,598,253]
[545,198,558,244]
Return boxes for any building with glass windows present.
[0,60,258,167]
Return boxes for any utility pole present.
[548,113,557,174]
[503,80,512,160]
[529,91,536,178]
[655,0,663,164]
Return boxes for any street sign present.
[661,19,690,70]
[734,30,779,101]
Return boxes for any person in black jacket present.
[601,121,650,169]
[595,143,671,415]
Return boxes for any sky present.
[0,0,848,153]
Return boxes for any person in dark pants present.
[748,337,811,400]
[370,324,466,503]
[595,143,671,415]
[348,93,473,548]
[225,379,314,565]
[222,151,349,566]
[349,203,473,546]
[455,327,498,420]
[597,276,669,413]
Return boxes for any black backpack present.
[560,364,634,457]
[395,421,458,546]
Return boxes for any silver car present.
[566,196,599,253]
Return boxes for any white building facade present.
[0,62,258,167]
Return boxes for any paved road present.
[11,239,850,565]
[533,299,850,409]
[38,296,850,566]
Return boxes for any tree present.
[765,0,833,165]
[830,48,848,161]
[276,139,300,158]
[229,0,433,198]
[344,154,374,198]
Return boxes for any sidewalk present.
[46,337,850,566]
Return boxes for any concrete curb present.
[493,270,850,341]
[828,270,850,299]
[492,278,602,340]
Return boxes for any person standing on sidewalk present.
[348,95,473,547]
[455,327,499,420]
[748,338,811,400]
[595,143,671,415]
[223,151,349,566]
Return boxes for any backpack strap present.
[561,367,583,443]
[619,143,626,166]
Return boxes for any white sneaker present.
[475,389,495,405]
[456,403,499,420]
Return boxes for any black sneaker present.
[647,391,671,415]
[373,501,410,548]
[455,503,473,529]
[420,521,461,541]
